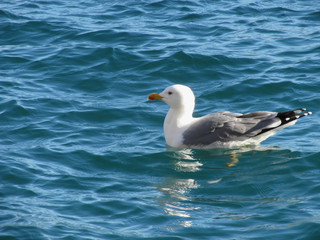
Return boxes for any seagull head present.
[148,84,195,113]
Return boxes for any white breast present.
[163,108,195,148]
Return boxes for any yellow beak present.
[148,93,163,101]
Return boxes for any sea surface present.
[1,0,320,239]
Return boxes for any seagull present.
[148,84,312,149]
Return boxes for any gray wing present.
[182,111,280,146]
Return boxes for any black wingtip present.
[278,108,311,125]
[255,109,311,138]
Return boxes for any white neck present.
[164,108,194,147]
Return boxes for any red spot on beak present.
[148,93,163,101]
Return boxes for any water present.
[1,0,320,239]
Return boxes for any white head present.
[148,84,195,114]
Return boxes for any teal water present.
[1,0,320,239]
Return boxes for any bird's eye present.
[168,91,172,95]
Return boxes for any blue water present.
[1,0,320,239]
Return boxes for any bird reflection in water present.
[155,149,201,228]
[156,146,279,228]
[156,148,225,228]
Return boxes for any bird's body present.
[148,84,312,149]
